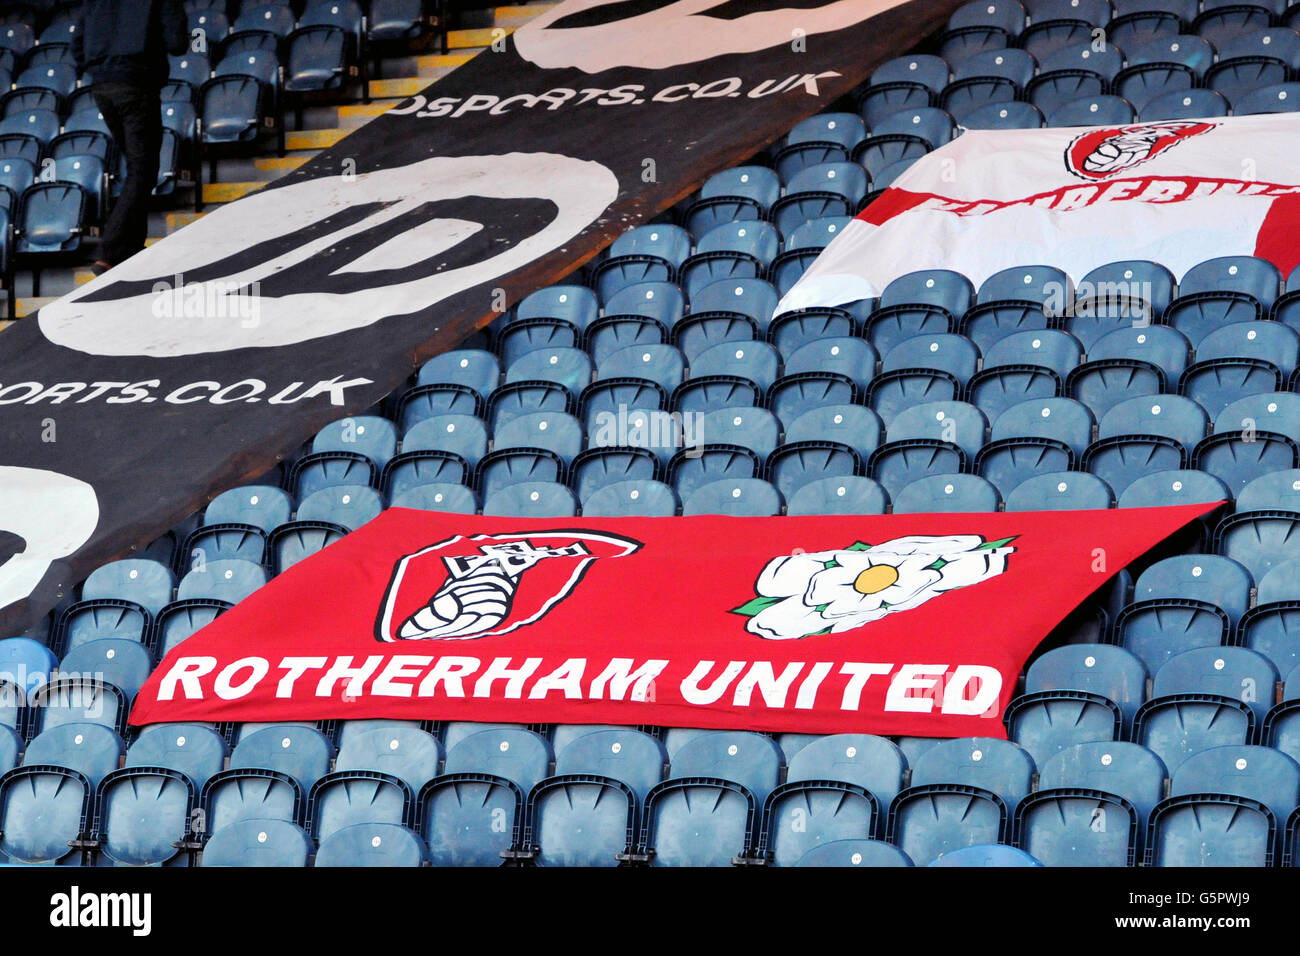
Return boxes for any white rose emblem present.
[732,535,1016,640]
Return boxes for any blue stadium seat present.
[311,726,443,842]
[1118,469,1229,510]
[1083,434,1187,499]
[961,99,1045,129]
[872,106,956,149]
[1038,39,1125,82]
[864,303,953,356]
[1236,81,1300,113]
[525,776,636,867]
[177,559,267,604]
[948,0,1027,35]
[1098,394,1207,450]
[1135,694,1254,775]
[795,838,913,867]
[1005,688,1122,769]
[1107,10,1182,52]
[1217,393,1300,445]
[1194,431,1299,498]
[1169,745,1299,854]
[1036,740,1168,844]
[670,732,783,808]
[882,333,979,383]
[200,819,312,866]
[59,638,152,701]
[1046,93,1136,126]
[954,47,1036,87]
[125,724,227,796]
[96,766,195,865]
[870,54,951,94]
[554,728,667,803]
[1027,643,1149,730]
[1116,597,1230,674]
[894,474,1001,513]
[1153,646,1278,725]
[786,476,890,515]
[692,340,781,390]
[203,485,292,534]
[482,481,577,517]
[206,724,332,834]
[23,723,124,788]
[1147,793,1274,866]
[941,75,1019,123]
[1133,555,1253,625]
[295,485,384,530]
[419,728,552,867]
[316,822,428,866]
[1216,512,1300,581]
[639,777,753,866]
[682,478,782,517]
[1005,471,1113,510]
[670,445,762,503]
[992,396,1093,456]
[1015,787,1138,866]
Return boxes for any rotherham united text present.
[155,655,1002,716]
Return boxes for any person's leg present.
[94,83,161,266]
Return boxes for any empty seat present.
[1015,787,1138,866]
[682,478,782,517]
[795,838,913,867]
[1135,694,1253,774]
[1194,431,1299,497]
[1153,646,1279,725]
[1117,469,1230,509]
[201,819,312,867]
[1027,643,1149,729]
[1116,597,1230,674]
[1099,394,1207,450]
[1047,94,1136,126]
[1005,471,1113,511]
[786,476,889,516]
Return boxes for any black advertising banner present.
[0,0,961,635]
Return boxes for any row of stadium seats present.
[1,718,1297,866]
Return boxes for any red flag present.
[128,503,1216,737]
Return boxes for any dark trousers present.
[93,81,162,265]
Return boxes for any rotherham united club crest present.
[1064,121,1217,181]
[375,530,642,642]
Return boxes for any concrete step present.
[253,154,312,173]
[16,297,56,318]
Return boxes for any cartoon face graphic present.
[375,530,642,641]
[732,534,1016,640]
[1064,121,1217,181]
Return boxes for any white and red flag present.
[777,112,1300,312]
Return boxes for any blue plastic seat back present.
[1181,255,1282,308]
[881,269,975,316]
[795,838,913,867]
[786,475,889,515]
[609,223,692,268]
[1026,644,1148,725]
[1217,393,1300,445]
[887,400,987,459]
[909,737,1035,809]
[23,722,125,787]
[929,844,1043,867]
[99,768,193,865]
[786,734,907,807]
[785,405,884,462]
[204,485,292,533]
[335,726,443,793]
[60,638,153,699]
[644,779,752,866]
[126,724,228,789]
[1038,740,1167,830]
[418,349,500,397]
[230,724,334,791]
[311,415,397,467]
[1170,744,1300,826]
[554,728,666,803]
[605,281,685,327]
[978,264,1071,306]
[889,786,1005,866]
[870,54,951,93]
[177,558,267,604]
[1137,696,1253,774]
[200,819,312,866]
[893,474,1001,513]
[700,165,782,208]
[992,396,1093,455]
[984,329,1081,378]
[82,559,175,616]
[670,731,783,806]
[1153,646,1278,723]
[1097,394,1205,448]
[530,778,635,867]
[444,728,553,794]
[1117,469,1229,509]
[1148,794,1273,866]
[296,484,384,529]
[882,333,979,382]
[1005,471,1113,510]
[1134,555,1253,623]
[315,822,428,866]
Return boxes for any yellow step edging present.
[203,181,264,204]
[74,269,96,285]
[286,127,348,150]
[338,102,393,121]
[254,154,309,172]
[165,211,205,231]
[368,76,427,99]
[416,51,474,70]
[448,27,510,49]
[494,4,555,17]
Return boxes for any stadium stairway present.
[0,3,554,327]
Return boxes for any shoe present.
[90,260,112,276]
